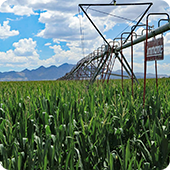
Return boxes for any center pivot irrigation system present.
[58,1,170,105]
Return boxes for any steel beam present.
[79,3,153,7]
[79,5,110,46]
[79,2,153,48]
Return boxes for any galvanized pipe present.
[115,21,170,52]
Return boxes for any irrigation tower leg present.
[116,54,131,78]
[119,52,139,84]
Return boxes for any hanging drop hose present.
[78,7,85,58]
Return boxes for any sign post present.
[143,36,164,106]
[143,13,168,107]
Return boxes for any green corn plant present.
[0,79,169,169]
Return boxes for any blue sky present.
[0,0,170,75]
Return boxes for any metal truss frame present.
[58,2,170,95]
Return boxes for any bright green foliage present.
[0,79,169,169]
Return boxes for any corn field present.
[0,79,169,169]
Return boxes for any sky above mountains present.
[0,0,170,75]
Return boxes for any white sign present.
[163,0,170,7]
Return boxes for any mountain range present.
[0,63,168,81]
[0,63,74,81]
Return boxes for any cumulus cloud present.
[44,42,51,46]
[46,36,104,65]
[36,0,168,41]
[37,11,81,40]
[13,38,37,56]
[12,5,35,16]
[0,1,35,16]
[46,44,82,64]
[0,0,169,72]
[1,0,169,42]
[0,38,39,68]
[0,20,19,39]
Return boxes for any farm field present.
[0,79,169,170]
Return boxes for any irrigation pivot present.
[58,2,170,103]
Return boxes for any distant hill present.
[0,63,75,81]
[0,64,168,81]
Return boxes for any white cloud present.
[13,38,37,56]
[1,0,169,42]
[44,42,51,46]
[0,20,19,39]
[36,35,105,67]
[0,0,170,73]
[47,42,87,65]
[37,11,95,41]
[0,1,35,16]
[12,5,36,16]
[0,38,39,68]
[34,0,170,66]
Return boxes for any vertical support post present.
[97,49,100,84]
[107,49,115,83]
[142,13,169,106]
[131,32,134,97]
[155,60,158,90]
[121,35,124,95]
[143,17,148,107]
[91,62,92,78]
